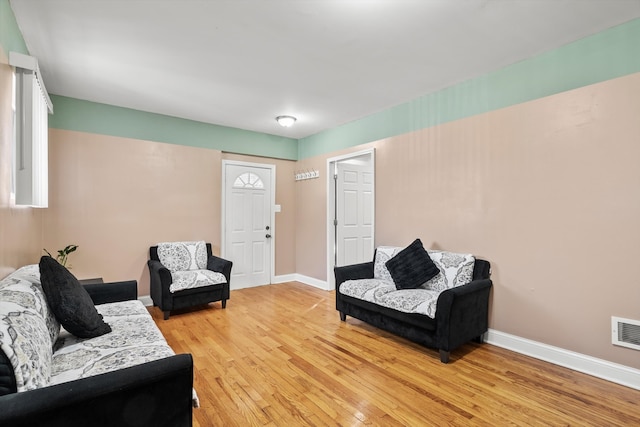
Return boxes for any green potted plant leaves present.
[44,244,78,268]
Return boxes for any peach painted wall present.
[43,130,298,296]
[44,129,223,296]
[0,47,43,278]
[295,72,640,369]
[294,157,328,281]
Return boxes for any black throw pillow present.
[385,239,440,290]
[39,256,112,338]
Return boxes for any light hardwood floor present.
[150,282,640,426]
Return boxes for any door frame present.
[221,159,276,287]
[326,148,375,290]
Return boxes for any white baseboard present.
[292,274,329,290]
[138,295,153,307]
[272,274,297,284]
[272,274,329,290]
[231,282,269,290]
[486,329,640,391]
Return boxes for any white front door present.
[335,162,374,267]
[223,162,273,289]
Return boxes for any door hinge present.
[334,219,338,226]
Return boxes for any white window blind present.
[9,52,53,208]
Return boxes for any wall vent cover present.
[612,316,640,351]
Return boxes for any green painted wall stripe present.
[298,18,640,159]
[49,95,298,160]
[0,0,29,55]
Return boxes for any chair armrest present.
[148,260,172,288]
[435,279,493,351]
[148,259,174,309]
[0,354,193,427]
[207,255,233,283]
[84,280,138,305]
[334,261,374,289]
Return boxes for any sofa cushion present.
[423,251,476,292]
[50,300,174,384]
[0,266,55,391]
[373,246,403,281]
[339,278,441,318]
[169,269,227,293]
[377,288,442,318]
[339,279,396,304]
[157,241,207,272]
[39,256,112,339]
[385,239,440,289]
[49,298,200,407]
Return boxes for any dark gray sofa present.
[335,250,492,363]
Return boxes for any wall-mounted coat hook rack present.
[295,169,320,181]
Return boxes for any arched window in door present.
[233,172,264,189]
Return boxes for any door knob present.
[266,234,272,238]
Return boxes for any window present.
[233,172,264,189]
[9,52,53,207]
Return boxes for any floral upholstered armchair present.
[148,241,232,319]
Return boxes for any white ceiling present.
[9,0,640,139]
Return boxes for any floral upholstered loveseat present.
[0,262,195,427]
[335,239,492,363]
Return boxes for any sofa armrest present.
[0,354,193,427]
[84,280,138,305]
[207,255,233,283]
[334,261,375,289]
[335,261,375,314]
[435,279,493,352]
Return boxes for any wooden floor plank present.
[150,282,640,426]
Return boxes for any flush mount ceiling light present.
[276,115,297,127]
